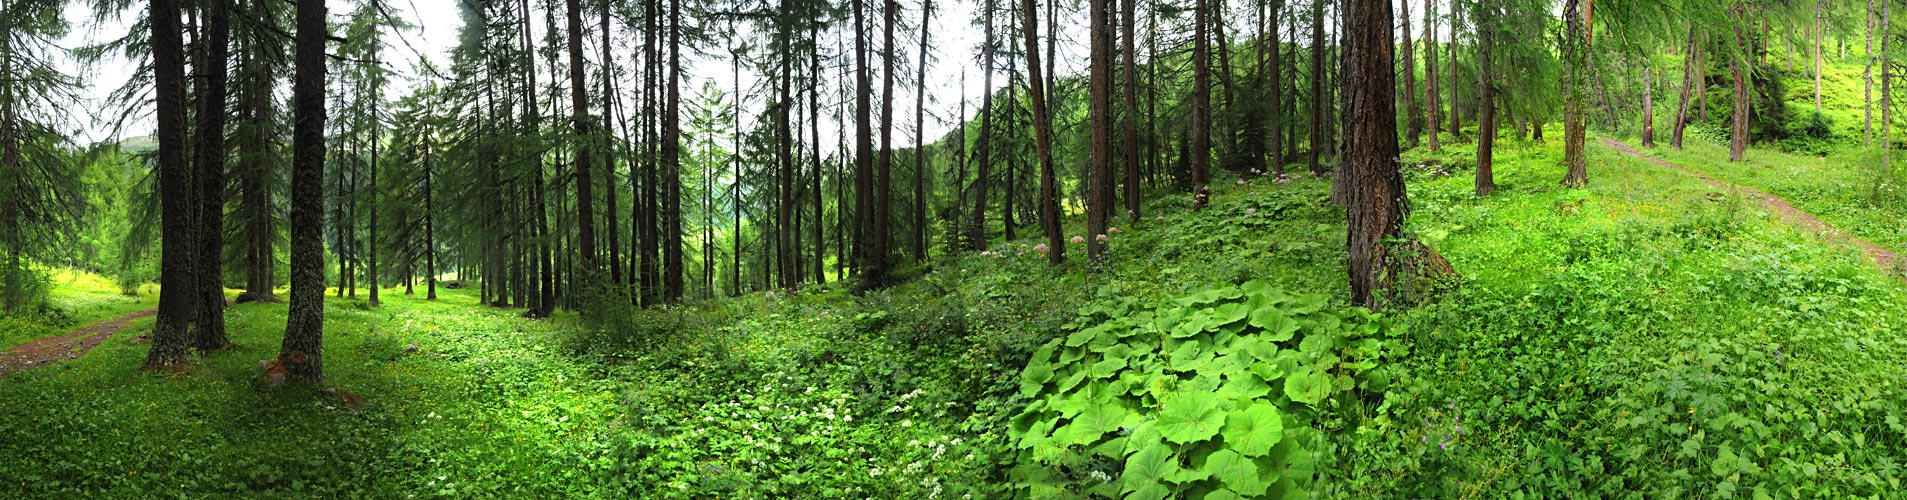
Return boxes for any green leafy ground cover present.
[0,270,156,351]
[5,129,1907,498]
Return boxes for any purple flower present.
[1033,243,1049,252]
[1440,442,1447,450]
[1095,234,1109,243]
[1070,235,1086,244]
[1107,227,1119,234]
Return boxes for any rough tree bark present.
[1344,0,1408,310]
[144,0,195,370]
[279,0,329,382]
[1672,26,1697,149]
[1088,0,1112,261]
[1023,0,1065,263]
[1424,0,1441,152]
[191,0,232,351]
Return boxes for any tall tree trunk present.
[602,1,623,289]
[1190,0,1211,210]
[145,0,195,370]
[1344,0,1406,310]
[1884,0,1893,170]
[639,0,660,306]
[1560,0,1593,187]
[1123,0,1144,221]
[1307,0,1325,176]
[913,0,932,262]
[1867,0,1876,145]
[1088,0,1111,261]
[811,27,826,283]
[566,0,597,288]
[1673,26,1697,149]
[871,0,897,283]
[425,135,437,301]
[1402,0,1420,146]
[1475,1,1495,197]
[1424,0,1440,152]
[1023,0,1064,262]
[191,0,232,350]
[279,0,328,382]
[852,0,878,287]
[1730,2,1748,162]
[777,27,796,290]
[1816,0,1824,114]
[969,0,996,250]
[663,0,684,302]
[1641,61,1655,148]
[235,0,277,304]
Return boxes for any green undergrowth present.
[6,129,1907,499]
[1645,140,1907,263]
[1358,132,1907,498]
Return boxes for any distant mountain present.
[118,135,158,153]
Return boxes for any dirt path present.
[0,309,156,377]
[1600,137,1904,274]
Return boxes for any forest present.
[4,0,1907,496]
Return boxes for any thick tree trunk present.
[1024,0,1064,263]
[145,0,195,370]
[1344,0,1406,310]
[279,0,328,382]
[191,0,232,351]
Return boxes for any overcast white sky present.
[54,0,1434,150]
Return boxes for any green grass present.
[0,269,157,350]
[1644,139,1907,260]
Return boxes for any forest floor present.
[3,132,1907,498]
[1602,136,1904,274]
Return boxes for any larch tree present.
[1121,0,1142,221]
[1343,0,1407,309]
[1190,0,1210,211]
[142,0,195,370]
[566,0,598,287]
[0,0,83,314]
[1087,0,1112,262]
[189,0,232,351]
[279,0,330,383]
[1559,0,1593,188]
[1424,0,1441,152]
[968,0,997,250]
[1023,0,1064,263]
[1475,0,1496,197]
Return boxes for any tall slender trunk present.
[1190,0,1210,209]
[1641,62,1655,148]
[852,0,877,287]
[1673,26,1697,149]
[1122,0,1144,221]
[1424,0,1440,151]
[777,25,795,290]
[1402,0,1420,145]
[1023,0,1064,263]
[1867,0,1876,145]
[1307,0,1324,176]
[811,27,826,283]
[565,0,597,287]
[603,1,623,288]
[1475,1,1495,197]
[913,0,932,262]
[663,0,684,301]
[969,0,996,250]
[368,76,381,308]
[1730,2,1749,162]
[1815,0,1824,114]
[279,0,329,382]
[425,135,437,300]
[1088,0,1112,261]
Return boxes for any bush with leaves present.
[1008,281,1404,498]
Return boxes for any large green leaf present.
[1092,355,1129,379]
[1249,307,1298,342]
[1201,449,1264,496]
[1054,403,1131,447]
[1169,340,1213,372]
[1222,403,1285,457]
[1283,368,1331,405]
[1158,391,1228,444]
[1123,443,1179,493]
